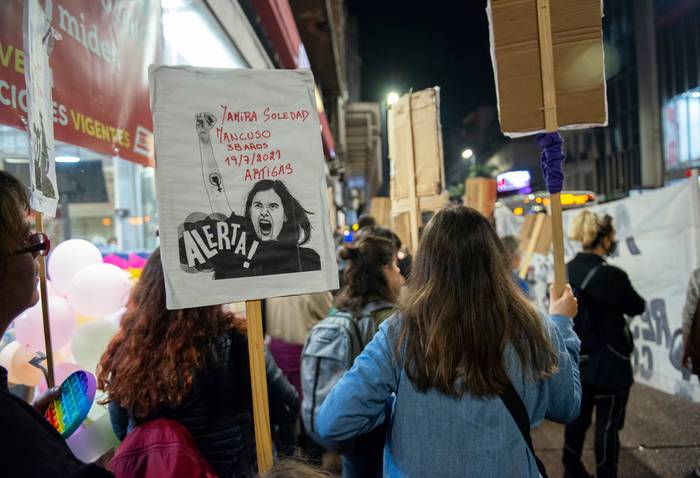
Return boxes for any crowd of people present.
[3,167,700,478]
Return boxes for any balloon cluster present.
[0,239,136,419]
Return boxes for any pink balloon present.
[14,296,77,353]
[127,253,147,269]
[103,254,130,270]
[48,240,103,296]
[67,263,132,318]
[38,362,83,393]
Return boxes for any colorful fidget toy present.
[44,370,97,438]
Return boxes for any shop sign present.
[1,0,160,166]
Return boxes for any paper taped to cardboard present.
[150,66,338,309]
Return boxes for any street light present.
[461,148,474,160]
[387,92,399,105]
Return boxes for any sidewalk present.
[533,383,700,477]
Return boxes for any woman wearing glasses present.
[0,171,110,477]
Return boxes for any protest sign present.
[487,0,608,295]
[388,88,447,252]
[529,180,700,401]
[150,66,338,310]
[487,0,607,137]
[1,0,160,166]
[464,177,497,218]
[23,0,59,217]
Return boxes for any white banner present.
[23,0,59,216]
[529,180,700,401]
[150,66,338,309]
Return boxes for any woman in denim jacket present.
[317,206,581,478]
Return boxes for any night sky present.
[348,0,497,136]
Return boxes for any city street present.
[534,383,700,477]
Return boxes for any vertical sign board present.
[487,0,607,292]
[24,0,58,217]
[150,66,338,307]
[150,67,339,470]
[487,0,607,137]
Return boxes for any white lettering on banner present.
[530,180,700,401]
[56,5,120,70]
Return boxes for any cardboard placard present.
[150,67,339,310]
[370,197,391,228]
[391,212,412,251]
[464,178,497,218]
[388,88,445,199]
[487,0,607,137]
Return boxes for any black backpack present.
[572,264,605,357]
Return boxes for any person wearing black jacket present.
[563,210,646,478]
[0,171,112,477]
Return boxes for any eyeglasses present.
[14,232,51,258]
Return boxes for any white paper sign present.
[150,66,339,309]
[529,180,700,401]
[23,0,59,216]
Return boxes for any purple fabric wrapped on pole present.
[535,132,565,194]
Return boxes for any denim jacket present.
[316,313,581,478]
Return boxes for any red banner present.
[0,0,160,166]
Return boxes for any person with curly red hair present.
[98,248,298,477]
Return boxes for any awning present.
[253,0,336,159]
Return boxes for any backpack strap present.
[361,300,394,317]
[332,310,365,357]
[581,263,605,290]
[499,381,549,478]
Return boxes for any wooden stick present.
[537,0,566,295]
[549,193,566,294]
[536,0,558,131]
[34,212,55,387]
[519,213,546,279]
[245,299,273,473]
[406,91,420,255]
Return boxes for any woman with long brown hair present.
[316,206,581,477]
[98,249,298,477]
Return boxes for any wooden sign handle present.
[519,213,545,279]
[549,193,566,295]
[406,91,421,255]
[245,299,273,473]
[537,0,566,295]
[35,212,55,388]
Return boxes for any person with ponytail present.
[316,206,581,477]
[563,210,646,478]
[302,231,402,478]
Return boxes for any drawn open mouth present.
[259,218,272,236]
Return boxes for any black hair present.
[244,180,313,245]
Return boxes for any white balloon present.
[67,264,132,318]
[71,319,118,373]
[105,307,126,328]
[48,240,103,296]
